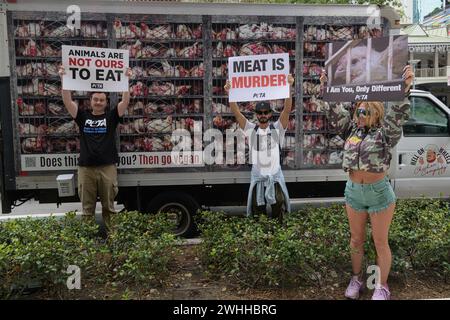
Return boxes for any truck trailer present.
[1,1,449,237]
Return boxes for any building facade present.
[402,3,449,105]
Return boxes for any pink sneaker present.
[345,276,364,300]
[372,284,391,300]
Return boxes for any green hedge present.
[0,213,98,297]
[391,199,450,274]
[107,211,179,284]
[198,199,450,288]
[0,211,178,298]
[0,199,448,297]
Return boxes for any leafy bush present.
[107,211,179,285]
[198,199,450,288]
[0,211,180,298]
[0,213,98,297]
[390,199,450,276]
[198,204,351,287]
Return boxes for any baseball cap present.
[255,101,272,112]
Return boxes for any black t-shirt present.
[75,107,121,166]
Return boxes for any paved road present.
[0,196,345,221]
[0,197,124,223]
[1,198,123,216]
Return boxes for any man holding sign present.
[224,60,293,222]
[59,45,131,233]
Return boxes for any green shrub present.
[390,199,450,276]
[107,211,179,285]
[0,213,99,297]
[0,211,181,297]
[198,199,450,288]
[198,205,351,288]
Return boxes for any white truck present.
[0,1,449,237]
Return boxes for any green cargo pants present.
[77,164,118,232]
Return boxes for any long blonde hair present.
[353,101,384,128]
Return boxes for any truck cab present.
[393,90,450,199]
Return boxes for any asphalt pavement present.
[0,196,345,221]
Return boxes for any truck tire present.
[146,192,199,238]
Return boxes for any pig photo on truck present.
[0,1,449,237]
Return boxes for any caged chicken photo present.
[12,15,353,164]
[15,21,107,38]
[214,23,295,41]
[17,99,46,116]
[19,19,193,157]
[21,136,48,153]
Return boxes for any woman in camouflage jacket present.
[320,66,414,300]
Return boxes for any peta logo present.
[85,119,106,127]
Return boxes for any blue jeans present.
[251,182,285,221]
[246,168,291,217]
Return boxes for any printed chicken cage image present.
[0,1,404,236]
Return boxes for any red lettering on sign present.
[94,59,123,68]
[243,77,252,88]
[232,77,243,88]
[231,75,286,88]
[277,74,286,86]
[270,74,277,86]
[252,76,261,87]
[69,57,92,67]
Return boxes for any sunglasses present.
[256,110,271,115]
[356,108,370,117]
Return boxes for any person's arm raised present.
[117,68,132,117]
[59,66,78,119]
[383,65,414,148]
[279,74,294,129]
[224,80,247,130]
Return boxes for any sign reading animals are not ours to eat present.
[228,53,289,102]
[62,45,129,92]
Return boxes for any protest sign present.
[62,45,129,92]
[323,35,408,102]
[228,53,289,102]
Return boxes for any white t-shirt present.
[244,119,286,176]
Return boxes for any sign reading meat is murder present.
[228,53,289,102]
[62,45,129,92]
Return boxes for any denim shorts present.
[344,176,396,214]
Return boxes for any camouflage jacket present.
[326,97,411,173]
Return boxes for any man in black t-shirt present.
[59,66,131,231]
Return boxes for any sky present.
[421,0,445,20]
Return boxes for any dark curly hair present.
[89,92,109,100]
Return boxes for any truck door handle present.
[398,153,407,168]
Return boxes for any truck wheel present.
[146,192,199,238]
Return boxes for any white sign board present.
[21,152,204,171]
[62,45,129,92]
[228,53,289,102]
